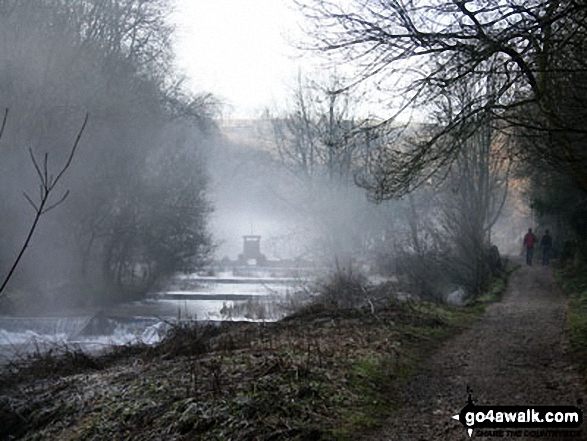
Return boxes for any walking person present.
[523,228,537,266]
[540,229,553,265]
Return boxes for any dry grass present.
[0,289,481,440]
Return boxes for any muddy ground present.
[370,261,586,440]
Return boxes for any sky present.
[172,0,309,120]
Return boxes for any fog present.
[0,1,529,321]
[1,3,583,441]
[207,119,399,270]
[0,1,215,314]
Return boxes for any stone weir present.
[151,275,302,301]
[0,313,164,340]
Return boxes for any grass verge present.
[0,267,520,441]
[557,262,587,385]
[0,303,481,440]
[474,259,519,306]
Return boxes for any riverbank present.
[1,295,484,440]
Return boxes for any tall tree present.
[269,73,362,186]
[0,0,216,308]
[267,73,394,265]
[439,112,511,298]
[298,0,587,196]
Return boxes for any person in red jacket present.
[523,228,537,266]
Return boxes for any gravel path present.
[370,262,586,440]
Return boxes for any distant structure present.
[217,233,311,271]
[237,235,267,266]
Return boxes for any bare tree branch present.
[0,113,89,297]
[298,0,587,196]
[0,108,8,139]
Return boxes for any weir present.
[0,316,94,337]
[0,268,310,362]
[0,314,170,361]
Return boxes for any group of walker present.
[523,228,552,266]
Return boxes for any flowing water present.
[0,268,313,362]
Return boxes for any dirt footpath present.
[370,262,586,440]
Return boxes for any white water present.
[0,316,172,362]
[0,271,312,362]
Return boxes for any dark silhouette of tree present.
[297,0,587,196]
[0,113,88,297]
[0,1,216,308]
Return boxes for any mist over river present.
[0,267,312,362]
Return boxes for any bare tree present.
[269,73,363,186]
[439,112,511,298]
[268,74,383,261]
[0,1,216,306]
[392,80,512,300]
[297,0,587,196]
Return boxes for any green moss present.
[326,303,482,438]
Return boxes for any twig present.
[0,113,89,297]
[0,108,8,140]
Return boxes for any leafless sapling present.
[0,113,89,297]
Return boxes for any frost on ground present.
[1,262,584,440]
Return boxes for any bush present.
[395,249,452,302]
[395,245,500,303]
[314,263,370,309]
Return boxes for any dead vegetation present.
[313,264,371,310]
[0,289,482,440]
